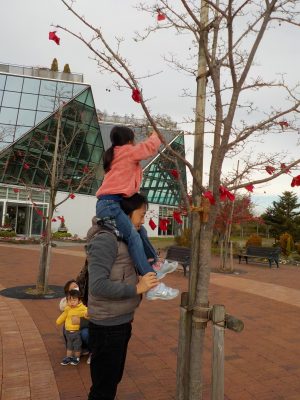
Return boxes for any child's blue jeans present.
[96,197,157,275]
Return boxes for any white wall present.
[144,203,160,238]
[54,192,97,238]
[53,192,161,238]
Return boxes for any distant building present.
[0,63,187,237]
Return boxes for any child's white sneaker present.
[146,282,179,301]
[155,260,178,280]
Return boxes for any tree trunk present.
[36,107,62,294]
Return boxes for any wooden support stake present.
[176,292,190,400]
[211,304,225,400]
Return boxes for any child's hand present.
[136,272,158,294]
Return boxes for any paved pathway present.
[0,243,300,399]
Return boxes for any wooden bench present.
[165,246,190,276]
[238,246,281,268]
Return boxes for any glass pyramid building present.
[0,66,187,236]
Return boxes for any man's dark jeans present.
[88,321,132,400]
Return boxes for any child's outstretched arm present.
[131,132,162,162]
[56,310,68,326]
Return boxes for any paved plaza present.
[0,243,300,400]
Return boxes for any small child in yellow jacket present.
[56,289,88,366]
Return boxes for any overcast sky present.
[1,0,300,213]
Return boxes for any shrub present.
[245,234,262,247]
[175,228,191,247]
[279,232,294,256]
[0,230,17,237]
[52,231,72,239]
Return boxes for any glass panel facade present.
[141,135,187,207]
[0,82,104,196]
[0,72,89,150]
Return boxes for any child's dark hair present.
[121,193,148,216]
[103,126,135,172]
[63,279,78,295]
[67,289,81,300]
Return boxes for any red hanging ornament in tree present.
[280,163,290,173]
[265,165,275,175]
[23,163,30,170]
[149,218,157,230]
[82,165,89,173]
[173,211,183,224]
[157,11,166,21]
[159,218,169,231]
[69,193,76,199]
[52,218,57,222]
[203,190,215,205]
[131,88,141,103]
[219,186,235,202]
[170,169,180,179]
[49,31,60,45]
[245,184,254,192]
[291,175,300,187]
[13,188,20,193]
[278,120,289,129]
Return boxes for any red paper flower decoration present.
[219,186,235,202]
[265,166,275,175]
[132,88,141,103]
[149,218,157,230]
[159,218,169,231]
[82,165,89,173]
[36,209,44,216]
[49,31,60,45]
[69,193,76,199]
[291,175,300,187]
[157,12,166,21]
[280,163,290,174]
[170,169,180,179]
[52,218,57,222]
[245,184,254,192]
[23,163,30,170]
[13,188,20,193]
[203,190,215,205]
[278,120,289,128]
[173,211,183,224]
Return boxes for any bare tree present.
[57,1,300,398]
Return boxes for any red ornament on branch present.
[245,184,254,192]
[170,169,180,179]
[291,175,300,187]
[82,165,89,174]
[203,190,215,205]
[278,120,289,129]
[149,218,157,230]
[51,218,57,222]
[280,163,290,174]
[219,186,235,202]
[265,165,275,175]
[23,163,30,170]
[173,211,183,224]
[13,188,20,193]
[49,31,60,45]
[159,218,169,231]
[69,193,76,199]
[157,12,166,21]
[131,88,141,103]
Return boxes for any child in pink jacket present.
[96,125,179,301]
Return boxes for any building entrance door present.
[6,204,29,235]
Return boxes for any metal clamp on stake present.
[191,303,211,328]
